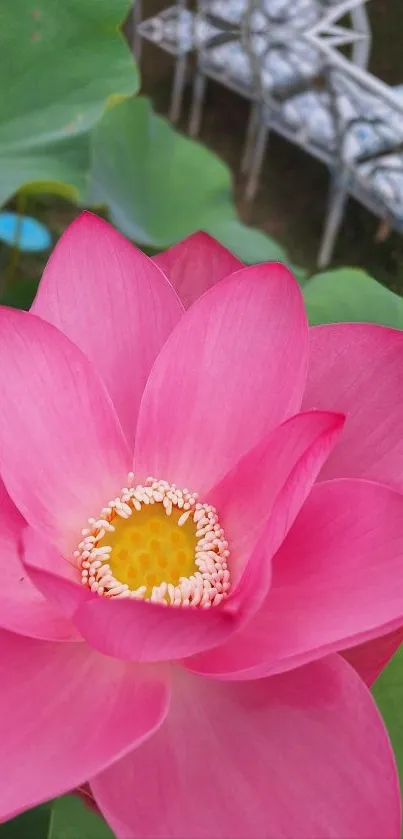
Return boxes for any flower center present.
[75,476,230,608]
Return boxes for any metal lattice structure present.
[136,1,371,122]
[135,1,403,266]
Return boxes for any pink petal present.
[0,481,79,641]
[188,479,403,679]
[0,308,130,555]
[0,630,170,821]
[303,323,403,489]
[22,526,92,621]
[342,627,403,686]
[207,409,345,582]
[0,307,130,553]
[32,213,184,446]
[92,657,401,839]
[73,592,240,662]
[135,263,308,493]
[153,231,243,308]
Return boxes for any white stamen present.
[163,497,173,516]
[178,510,191,527]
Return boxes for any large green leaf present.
[373,645,403,832]
[0,804,51,839]
[88,96,291,265]
[0,0,138,205]
[209,218,307,280]
[208,218,289,262]
[304,268,403,327]
[2,135,90,206]
[0,796,113,839]
[88,96,232,247]
[49,796,114,839]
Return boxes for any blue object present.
[0,212,51,252]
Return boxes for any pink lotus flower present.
[1,212,403,838]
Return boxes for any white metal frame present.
[133,1,403,267]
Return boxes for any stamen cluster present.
[75,475,230,608]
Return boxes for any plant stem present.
[2,192,26,295]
